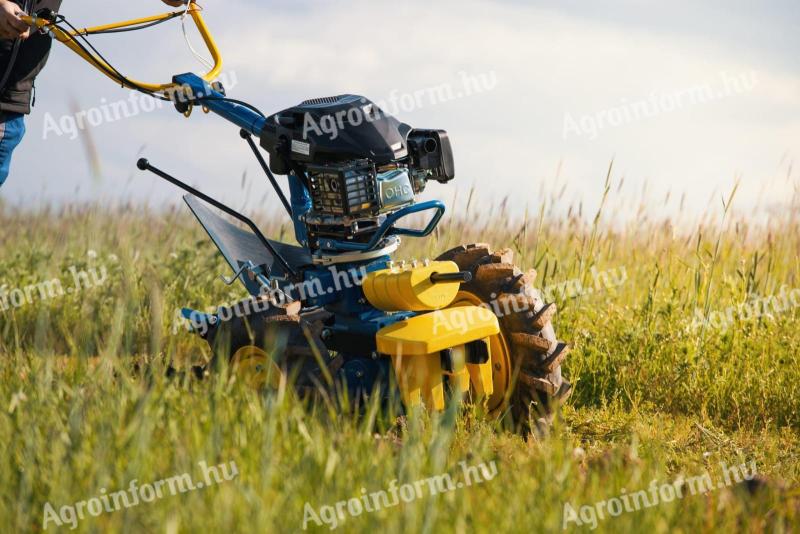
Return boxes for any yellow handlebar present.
[22,3,223,94]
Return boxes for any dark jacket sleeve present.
[0,0,63,114]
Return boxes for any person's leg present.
[0,112,27,188]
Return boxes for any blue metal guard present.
[324,200,446,252]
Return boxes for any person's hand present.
[161,0,190,7]
[0,0,30,40]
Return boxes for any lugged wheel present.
[436,243,573,430]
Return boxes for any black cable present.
[51,23,121,84]
[56,17,152,90]
[75,12,182,35]
[54,19,139,85]
[191,97,267,118]
[42,13,253,112]
[52,15,170,100]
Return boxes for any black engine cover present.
[259,95,411,174]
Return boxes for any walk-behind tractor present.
[25,2,572,428]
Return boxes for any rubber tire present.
[436,243,573,431]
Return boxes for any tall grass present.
[0,180,798,532]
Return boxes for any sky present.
[2,0,798,222]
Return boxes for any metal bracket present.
[255,273,297,308]
[312,236,401,265]
[320,200,445,254]
[220,262,253,286]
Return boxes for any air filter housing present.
[306,160,379,217]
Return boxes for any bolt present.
[371,351,378,360]
[423,258,431,267]
[355,370,364,379]
[321,329,332,340]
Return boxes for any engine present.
[259,95,454,250]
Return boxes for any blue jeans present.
[0,112,26,187]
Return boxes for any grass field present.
[1,183,799,532]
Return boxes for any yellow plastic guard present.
[377,306,499,410]
[467,360,494,397]
[376,306,499,356]
[363,261,462,312]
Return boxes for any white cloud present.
[2,0,797,223]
